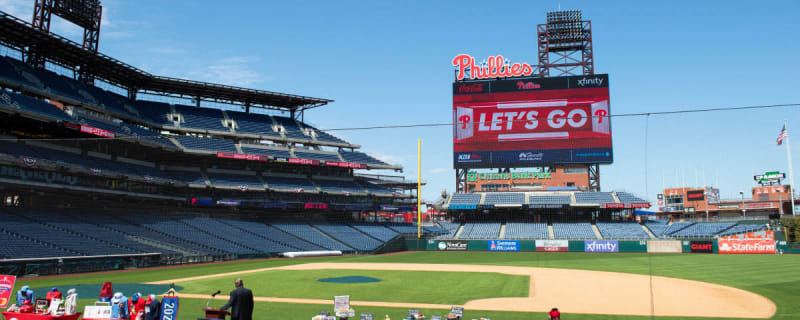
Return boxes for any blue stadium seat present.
[504,222,549,239]
[553,222,595,239]
[596,222,650,239]
[459,222,501,239]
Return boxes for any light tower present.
[537,10,594,77]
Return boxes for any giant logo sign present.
[452,54,535,81]
[453,74,612,167]
[689,241,713,253]
[584,240,618,253]
[718,240,776,254]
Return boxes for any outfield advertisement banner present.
[718,240,776,254]
[536,240,568,252]
[0,275,15,308]
[689,241,714,253]
[488,240,520,252]
[437,240,468,251]
[584,240,619,253]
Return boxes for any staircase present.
[454,225,465,239]
[499,223,507,239]
[547,224,555,239]
[641,224,656,239]
[591,224,603,239]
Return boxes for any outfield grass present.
[178,269,529,304]
[11,252,800,320]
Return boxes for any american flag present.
[777,125,787,145]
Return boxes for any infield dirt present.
[150,262,775,318]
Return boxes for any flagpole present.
[785,120,796,217]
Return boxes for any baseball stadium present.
[0,2,799,320]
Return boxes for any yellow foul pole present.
[417,139,422,238]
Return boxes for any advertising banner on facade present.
[689,241,714,253]
[0,275,15,308]
[488,240,520,252]
[584,240,619,253]
[535,240,569,252]
[437,240,468,251]
[80,124,115,138]
[453,74,612,168]
[718,240,776,254]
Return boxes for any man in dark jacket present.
[144,294,160,320]
[221,278,253,320]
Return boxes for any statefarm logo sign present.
[718,240,776,254]
[452,54,535,81]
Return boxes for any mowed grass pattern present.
[11,251,800,320]
[178,269,529,304]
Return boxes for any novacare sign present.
[584,240,619,253]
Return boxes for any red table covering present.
[1,312,82,320]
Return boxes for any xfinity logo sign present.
[584,240,619,253]
[519,152,543,161]
[577,77,604,87]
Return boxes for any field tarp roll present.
[647,240,682,253]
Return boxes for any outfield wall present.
[407,238,784,254]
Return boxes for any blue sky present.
[1,0,799,203]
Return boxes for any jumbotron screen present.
[453,74,612,168]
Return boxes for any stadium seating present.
[528,195,571,205]
[595,222,650,239]
[574,192,616,204]
[181,217,293,253]
[263,176,317,192]
[663,222,696,236]
[504,222,549,239]
[670,222,737,237]
[553,222,596,239]
[173,136,237,153]
[173,105,228,131]
[436,221,462,239]
[459,222,501,238]
[0,90,73,122]
[718,224,768,237]
[615,192,647,203]
[219,219,323,251]
[314,179,365,194]
[350,223,400,242]
[358,181,395,196]
[206,172,264,190]
[294,150,341,162]
[484,193,525,206]
[135,101,175,126]
[164,170,206,186]
[240,146,293,158]
[644,220,670,237]
[339,151,390,166]
[271,116,308,140]
[313,224,383,251]
[270,222,351,251]
[449,193,482,206]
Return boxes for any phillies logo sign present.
[452,54,534,80]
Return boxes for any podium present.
[201,308,231,320]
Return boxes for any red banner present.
[80,125,115,138]
[323,161,367,169]
[601,203,651,209]
[0,275,16,308]
[289,158,320,166]
[216,152,269,161]
[718,240,776,254]
[719,230,774,241]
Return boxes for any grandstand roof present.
[0,11,332,111]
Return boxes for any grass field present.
[178,269,529,304]
[10,251,799,320]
